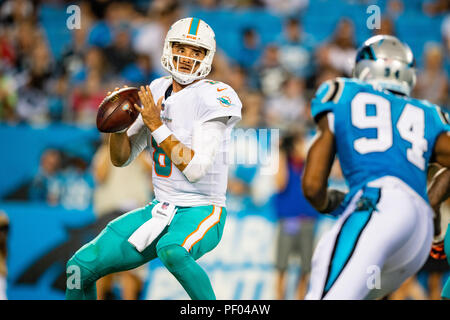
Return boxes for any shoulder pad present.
[311,78,347,122]
[318,78,346,104]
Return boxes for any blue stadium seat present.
[189,8,282,62]
[38,4,73,61]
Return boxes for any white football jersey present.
[125,77,242,207]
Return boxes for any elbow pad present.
[182,152,213,183]
[182,120,226,183]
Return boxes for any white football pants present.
[305,176,433,300]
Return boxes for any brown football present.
[96,87,140,133]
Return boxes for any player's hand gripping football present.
[133,85,164,132]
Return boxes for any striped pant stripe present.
[181,206,222,252]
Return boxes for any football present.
[96,87,140,133]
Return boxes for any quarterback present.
[302,35,450,299]
[66,17,242,300]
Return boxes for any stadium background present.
[0,0,449,299]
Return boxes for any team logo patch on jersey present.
[217,96,232,107]
[206,80,219,85]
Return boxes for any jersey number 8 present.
[151,137,172,177]
[351,92,428,170]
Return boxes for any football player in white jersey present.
[66,17,242,300]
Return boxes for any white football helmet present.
[161,17,216,85]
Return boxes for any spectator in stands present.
[226,64,251,98]
[70,68,106,125]
[121,53,161,87]
[69,46,111,124]
[47,75,69,122]
[70,46,109,86]
[423,0,449,16]
[12,20,38,73]
[314,66,341,88]
[48,151,95,211]
[265,75,307,131]
[0,26,16,71]
[251,44,289,97]
[0,0,34,27]
[92,135,153,299]
[373,15,396,36]
[316,18,357,77]
[442,15,450,91]
[59,6,93,79]
[0,211,9,300]
[262,0,308,16]
[105,22,137,75]
[0,68,17,122]
[29,149,62,204]
[386,0,404,20]
[235,27,263,71]
[196,0,220,10]
[86,1,135,49]
[133,0,182,75]
[414,43,448,108]
[16,41,54,124]
[276,17,316,81]
[208,50,232,84]
[227,91,266,202]
[274,130,318,300]
[442,14,450,55]
[237,90,266,129]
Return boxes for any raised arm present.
[134,85,226,183]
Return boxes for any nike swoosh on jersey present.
[217,88,227,92]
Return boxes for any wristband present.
[151,124,172,144]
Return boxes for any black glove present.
[319,189,346,214]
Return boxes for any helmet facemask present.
[162,41,213,85]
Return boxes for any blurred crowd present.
[0,0,448,128]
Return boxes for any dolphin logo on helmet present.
[161,17,216,85]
